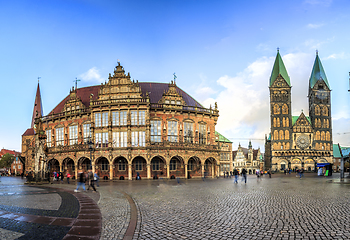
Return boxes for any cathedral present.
[265,50,333,172]
[21,63,229,181]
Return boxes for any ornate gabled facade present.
[22,63,221,180]
[266,51,333,172]
[215,131,233,176]
[232,141,262,174]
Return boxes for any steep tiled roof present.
[22,128,35,136]
[309,54,330,89]
[49,83,203,115]
[0,149,21,158]
[333,144,342,158]
[215,131,232,143]
[270,50,290,87]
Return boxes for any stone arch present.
[169,155,185,178]
[204,157,217,177]
[78,157,91,171]
[187,156,202,178]
[279,159,288,170]
[62,157,75,177]
[291,158,302,170]
[132,156,147,179]
[322,106,328,116]
[315,105,321,115]
[47,158,60,177]
[95,156,110,180]
[274,104,280,114]
[150,156,166,179]
[113,156,128,180]
[274,130,278,140]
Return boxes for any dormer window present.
[177,101,181,105]
[165,100,169,104]
[171,100,175,104]
[76,105,80,109]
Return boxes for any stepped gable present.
[49,86,100,115]
[139,82,203,107]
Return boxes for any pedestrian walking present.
[268,169,271,178]
[87,170,96,191]
[233,169,239,183]
[300,168,304,179]
[60,172,64,183]
[94,172,100,187]
[74,171,86,192]
[241,168,247,183]
[67,172,71,184]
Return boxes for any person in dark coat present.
[233,169,239,183]
[241,168,247,183]
[74,171,86,192]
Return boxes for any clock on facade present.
[296,135,310,149]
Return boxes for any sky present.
[1,0,350,152]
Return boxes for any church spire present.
[270,49,291,87]
[31,82,43,128]
[309,52,330,89]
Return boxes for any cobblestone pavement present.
[2,173,350,239]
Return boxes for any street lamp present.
[88,137,93,170]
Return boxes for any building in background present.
[0,149,22,175]
[232,141,262,174]
[265,51,333,172]
[22,63,221,180]
[215,132,232,176]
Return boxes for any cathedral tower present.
[308,52,333,152]
[269,50,292,154]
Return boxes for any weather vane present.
[74,77,81,89]
[38,77,41,83]
[173,72,177,84]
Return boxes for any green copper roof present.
[333,144,342,158]
[309,54,330,89]
[215,131,232,143]
[270,51,291,87]
[292,115,311,126]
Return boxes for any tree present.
[0,153,15,168]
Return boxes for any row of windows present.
[273,130,290,140]
[314,119,330,128]
[273,104,289,115]
[315,131,331,141]
[273,117,289,128]
[314,105,328,116]
[95,110,146,127]
[273,142,290,150]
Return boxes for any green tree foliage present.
[0,153,14,168]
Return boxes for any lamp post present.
[88,138,93,171]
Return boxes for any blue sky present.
[1,0,349,151]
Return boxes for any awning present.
[317,163,331,167]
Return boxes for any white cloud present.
[199,52,321,151]
[324,52,346,60]
[303,37,334,50]
[79,67,104,83]
[333,118,350,147]
[307,23,324,29]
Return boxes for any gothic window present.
[274,104,280,114]
[150,120,162,143]
[184,122,194,143]
[273,118,276,127]
[279,130,284,140]
[285,142,290,149]
[327,143,330,150]
[323,119,326,128]
[315,143,319,150]
[282,118,285,127]
[167,121,178,142]
[315,105,321,116]
[273,143,278,150]
[56,127,64,146]
[274,130,278,140]
[198,124,206,144]
[322,106,328,116]
[326,132,330,141]
[285,130,289,140]
[69,125,78,145]
[321,131,325,141]
[46,129,52,147]
[112,131,127,147]
[286,118,289,127]
[282,104,288,114]
[277,118,280,127]
[278,142,282,149]
[316,131,320,140]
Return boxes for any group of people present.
[74,170,100,192]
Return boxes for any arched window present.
[285,130,289,140]
[277,118,280,127]
[273,118,277,127]
[274,130,279,140]
[279,130,284,140]
[326,131,330,141]
[322,106,328,116]
[315,143,319,150]
[316,131,320,140]
[285,118,289,127]
[274,104,280,114]
[282,117,285,127]
[285,142,290,149]
[315,105,321,116]
[321,131,325,141]
[282,104,288,114]
[273,143,278,150]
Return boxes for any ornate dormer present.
[63,87,84,112]
[97,62,143,101]
[158,80,186,108]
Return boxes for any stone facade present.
[266,51,333,172]
[22,63,222,180]
[232,141,262,174]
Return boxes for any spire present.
[248,140,252,149]
[31,82,43,128]
[309,52,330,89]
[270,49,291,87]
